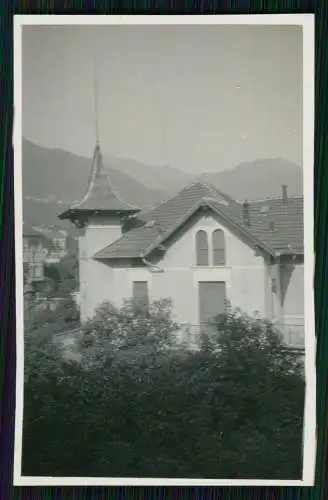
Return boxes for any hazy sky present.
[22,24,302,174]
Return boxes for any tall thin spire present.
[93,57,99,145]
[58,56,141,223]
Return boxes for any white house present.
[59,142,304,348]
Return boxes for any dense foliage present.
[25,291,79,333]
[23,301,305,479]
[44,252,78,295]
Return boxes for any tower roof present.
[59,142,140,222]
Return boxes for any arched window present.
[212,229,225,266]
[196,230,209,266]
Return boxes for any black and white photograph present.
[14,15,315,486]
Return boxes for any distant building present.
[23,226,47,283]
[41,228,68,264]
[71,291,81,310]
[59,142,305,349]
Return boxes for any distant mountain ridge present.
[22,139,168,230]
[199,158,303,201]
[23,139,166,207]
[22,139,302,230]
[103,154,302,201]
[103,154,193,194]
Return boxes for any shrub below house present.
[25,287,79,333]
[22,300,305,479]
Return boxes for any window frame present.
[195,229,209,267]
[132,280,149,310]
[212,229,226,266]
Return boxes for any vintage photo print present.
[13,15,315,486]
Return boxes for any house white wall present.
[79,210,270,325]
[280,262,304,320]
[278,261,304,347]
[79,215,121,322]
[268,262,284,321]
[151,212,268,324]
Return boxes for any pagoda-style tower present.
[59,141,140,321]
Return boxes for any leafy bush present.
[22,302,305,479]
[79,298,179,369]
[25,291,79,333]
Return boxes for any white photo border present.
[13,13,316,487]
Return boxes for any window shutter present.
[132,281,149,310]
[196,230,209,266]
[212,229,225,266]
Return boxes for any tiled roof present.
[246,197,304,254]
[95,180,304,260]
[23,225,46,239]
[59,143,140,220]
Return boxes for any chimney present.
[282,184,288,202]
[242,200,250,226]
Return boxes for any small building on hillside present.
[35,227,68,264]
[59,142,305,349]
[23,226,47,283]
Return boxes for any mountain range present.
[22,138,303,231]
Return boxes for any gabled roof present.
[94,180,304,260]
[246,197,304,254]
[59,142,140,221]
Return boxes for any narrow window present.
[132,281,149,310]
[31,265,38,279]
[212,229,225,266]
[196,230,209,266]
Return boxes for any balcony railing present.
[176,321,305,351]
[274,323,305,349]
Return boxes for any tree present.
[25,287,79,335]
[79,298,179,369]
[44,254,78,296]
[22,302,305,479]
[195,308,305,478]
[44,265,61,284]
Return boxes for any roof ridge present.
[201,195,229,206]
[197,179,238,204]
[135,179,232,220]
[134,190,180,219]
[195,179,235,204]
[134,179,205,219]
[142,196,274,258]
[95,182,304,260]
[141,196,208,257]
[243,195,304,203]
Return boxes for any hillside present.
[103,154,193,193]
[23,139,166,207]
[103,154,302,201]
[22,139,167,230]
[199,158,303,200]
[21,139,303,230]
